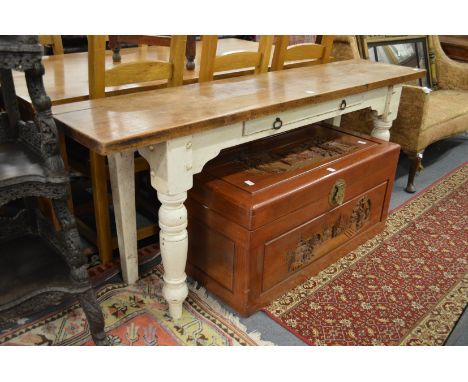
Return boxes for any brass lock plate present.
[329,179,346,206]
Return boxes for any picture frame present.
[358,35,435,88]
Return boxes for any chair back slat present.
[285,44,325,62]
[199,35,273,82]
[271,36,334,71]
[214,51,261,72]
[105,61,172,87]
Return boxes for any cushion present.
[422,90,468,131]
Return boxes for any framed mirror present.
[359,35,433,88]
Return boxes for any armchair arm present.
[391,85,430,153]
[433,36,468,90]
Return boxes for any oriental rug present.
[263,163,468,346]
[0,252,271,346]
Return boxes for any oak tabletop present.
[13,38,260,106]
[53,59,425,156]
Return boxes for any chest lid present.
[190,123,395,230]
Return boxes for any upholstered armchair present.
[332,36,468,192]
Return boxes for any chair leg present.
[405,151,424,193]
[52,198,108,345]
[108,36,122,63]
[89,151,113,264]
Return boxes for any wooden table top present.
[13,38,260,106]
[53,59,425,156]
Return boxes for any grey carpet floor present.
[205,133,468,346]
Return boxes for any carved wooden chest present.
[186,124,400,316]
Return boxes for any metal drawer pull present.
[340,99,347,110]
[272,117,283,130]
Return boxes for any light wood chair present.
[199,35,273,82]
[88,35,186,97]
[271,35,334,71]
[70,35,187,265]
[38,35,64,55]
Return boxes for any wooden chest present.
[186,124,400,316]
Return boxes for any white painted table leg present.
[370,84,401,142]
[371,114,393,142]
[139,138,193,320]
[157,191,189,319]
[108,151,138,284]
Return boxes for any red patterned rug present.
[263,163,468,345]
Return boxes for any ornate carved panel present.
[287,196,371,272]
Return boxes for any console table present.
[53,59,424,319]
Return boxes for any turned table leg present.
[108,151,138,284]
[139,138,194,319]
[370,85,402,142]
[371,113,393,141]
[157,191,189,319]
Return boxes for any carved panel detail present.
[0,182,66,207]
[287,196,371,272]
[237,137,358,175]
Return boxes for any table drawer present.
[243,93,364,136]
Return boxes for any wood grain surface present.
[53,59,425,155]
[14,38,261,106]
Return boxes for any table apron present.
[190,85,401,176]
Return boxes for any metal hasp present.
[329,178,346,206]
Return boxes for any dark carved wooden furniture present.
[186,124,400,316]
[0,35,108,345]
[108,35,197,70]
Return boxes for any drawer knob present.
[273,117,283,130]
[339,99,347,110]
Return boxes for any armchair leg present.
[405,151,424,193]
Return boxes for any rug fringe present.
[189,281,275,346]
